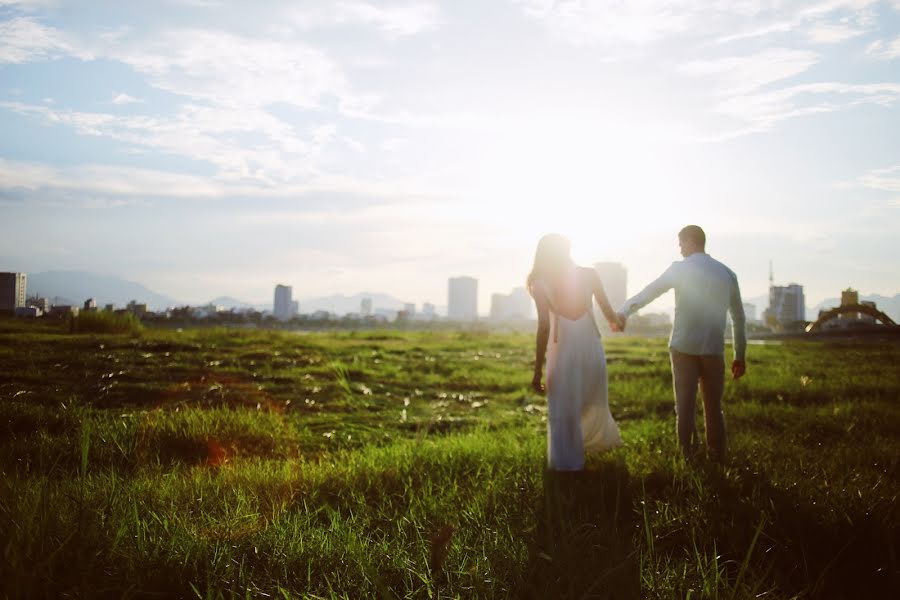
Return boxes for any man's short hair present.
[678,225,706,248]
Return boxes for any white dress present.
[542,279,623,470]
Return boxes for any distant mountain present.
[811,293,900,323]
[298,292,410,315]
[27,271,183,311]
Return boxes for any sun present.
[456,115,698,262]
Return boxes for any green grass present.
[0,317,898,598]
[68,310,145,335]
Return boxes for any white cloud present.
[866,36,900,60]
[0,100,323,182]
[0,158,224,197]
[111,93,143,105]
[675,35,900,138]
[715,22,795,44]
[680,48,820,95]
[513,0,694,45]
[0,12,412,188]
[515,0,878,47]
[382,137,408,152]
[859,165,900,193]
[289,2,441,36]
[341,136,366,154]
[706,82,900,137]
[0,0,56,9]
[0,156,437,202]
[805,22,864,43]
[169,0,223,7]
[233,200,452,228]
[0,16,87,63]
[0,20,394,183]
[796,0,877,20]
[103,29,350,111]
[80,197,143,209]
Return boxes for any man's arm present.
[619,264,676,317]
[729,272,747,379]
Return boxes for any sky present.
[1,0,899,312]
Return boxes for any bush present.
[68,311,144,335]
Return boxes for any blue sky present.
[1,0,899,310]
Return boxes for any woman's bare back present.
[545,267,595,321]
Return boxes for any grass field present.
[1,318,898,598]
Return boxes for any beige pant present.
[669,349,726,462]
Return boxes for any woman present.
[529,234,623,470]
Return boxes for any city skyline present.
[8,265,900,323]
[10,271,899,339]
[1,1,899,306]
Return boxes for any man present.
[616,225,746,462]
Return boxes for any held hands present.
[609,312,627,333]
[731,359,746,380]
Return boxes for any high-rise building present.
[490,293,509,320]
[361,297,373,316]
[403,302,416,317]
[763,263,805,328]
[767,284,805,325]
[490,287,534,320]
[594,262,627,311]
[0,272,27,311]
[84,298,97,311]
[273,284,294,321]
[448,276,478,321]
[508,287,533,319]
[422,302,436,319]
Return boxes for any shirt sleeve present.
[620,263,676,316]
[729,272,747,362]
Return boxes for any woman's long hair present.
[527,233,572,296]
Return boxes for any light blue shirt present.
[620,253,747,361]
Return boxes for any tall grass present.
[68,310,144,335]
[1,323,898,597]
